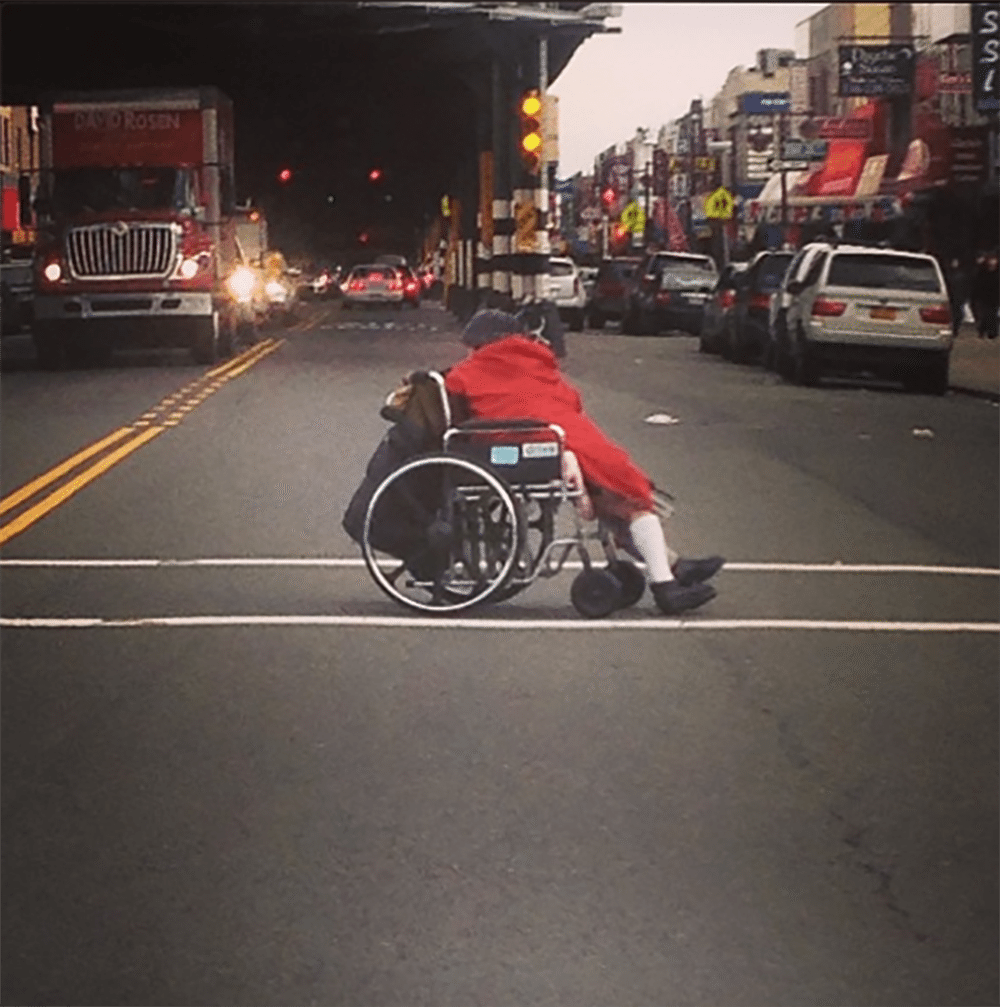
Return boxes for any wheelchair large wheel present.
[362,453,524,613]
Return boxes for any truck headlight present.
[178,257,200,279]
[227,265,257,303]
[43,261,62,282]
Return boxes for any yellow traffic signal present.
[518,89,543,175]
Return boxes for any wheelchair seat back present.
[444,419,564,487]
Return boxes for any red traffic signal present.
[278,168,292,183]
[601,187,616,209]
[517,90,543,175]
[368,168,383,182]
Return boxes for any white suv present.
[766,241,832,374]
[546,257,587,331]
[783,244,953,394]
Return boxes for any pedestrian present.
[443,309,724,616]
[971,253,999,340]
[943,257,969,338]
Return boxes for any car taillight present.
[405,281,418,293]
[656,291,671,304]
[811,297,846,317]
[750,292,771,311]
[919,303,951,324]
[350,280,365,291]
[387,279,401,291]
[719,290,735,309]
[573,278,581,296]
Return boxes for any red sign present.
[938,72,972,94]
[2,187,20,230]
[52,109,205,167]
[817,117,874,141]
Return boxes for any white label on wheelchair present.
[490,445,520,465]
[521,442,559,458]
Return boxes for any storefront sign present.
[971,2,999,113]
[938,71,972,93]
[816,117,874,140]
[950,126,989,183]
[739,92,791,115]
[838,44,915,98]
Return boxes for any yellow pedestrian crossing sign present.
[620,200,646,235]
[705,187,735,220]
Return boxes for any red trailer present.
[32,87,252,367]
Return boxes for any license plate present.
[870,306,897,320]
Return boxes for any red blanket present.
[444,336,654,509]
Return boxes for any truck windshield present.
[50,167,191,215]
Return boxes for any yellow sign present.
[514,200,538,252]
[620,201,646,235]
[704,186,735,220]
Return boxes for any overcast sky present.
[549,2,825,177]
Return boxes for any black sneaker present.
[672,555,725,586]
[651,580,717,615]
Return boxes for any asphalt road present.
[2,299,998,1006]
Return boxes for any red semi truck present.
[32,87,253,367]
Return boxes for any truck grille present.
[66,223,177,279]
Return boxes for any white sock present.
[628,513,674,583]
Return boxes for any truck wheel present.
[34,328,67,371]
[191,315,221,365]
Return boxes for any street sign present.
[580,206,601,222]
[767,158,809,172]
[514,200,538,252]
[620,201,646,235]
[781,139,828,161]
[704,186,734,220]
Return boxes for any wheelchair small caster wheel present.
[571,569,622,619]
[606,559,646,608]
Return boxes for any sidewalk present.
[950,323,1000,401]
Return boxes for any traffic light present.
[278,168,292,184]
[601,187,616,209]
[518,89,543,175]
[368,167,383,182]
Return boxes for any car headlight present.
[265,279,287,302]
[227,265,258,303]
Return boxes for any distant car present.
[396,264,422,308]
[699,262,748,354]
[723,250,794,363]
[546,256,586,331]
[622,252,718,335]
[307,267,337,298]
[782,243,953,393]
[587,256,642,329]
[341,265,404,309]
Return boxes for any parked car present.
[766,241,832,374]
[698,262,748,354]
[1,247,34,336]
[782,244,953,393]
[341,264,404,309]
[587,256,642,329]
[723,250,795,362]
[622,252,718,335]
[546,256,586,331]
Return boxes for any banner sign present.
[838,44,915,98]
[971,3,999,113]
[739,92,791,115]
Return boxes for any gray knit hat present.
[461,310,525,350]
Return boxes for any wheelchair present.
[357,371,649,618]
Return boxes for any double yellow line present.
[0,338,284,546]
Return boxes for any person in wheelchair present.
[443,307,723,615]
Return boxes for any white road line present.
[1,615,997,632]
[0,558,997,576]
